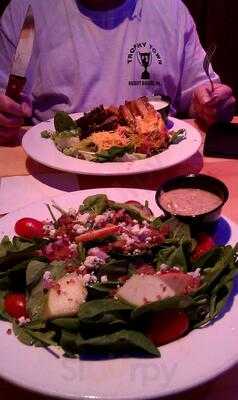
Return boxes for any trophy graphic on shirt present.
[137,51,152,80]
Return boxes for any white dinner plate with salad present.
[22,114,201,176]
[0,188,238,399]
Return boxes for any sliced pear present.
[117,274,177,307]
[44,272,87,320]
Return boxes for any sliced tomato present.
[4,293,27,319]
[192,233,215,261]
[75,225,119,243]
[145,309,189,346]
[15,218,44,239]
[159,271,200,294]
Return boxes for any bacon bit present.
[67,298,73,302]
[156,294,161,300]
[7,328,12,335]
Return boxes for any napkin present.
[0,173,80,215]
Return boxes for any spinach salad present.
[0,194,237,358]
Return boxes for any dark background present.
[1,0,237,110]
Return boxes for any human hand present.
[0,93,32,145]
[190,83,236,125]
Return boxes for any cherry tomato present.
[75,225,119,243]
[15,218,44,239]
[4,293,27,319]
[192,233,215,260]
[145,309,189,346]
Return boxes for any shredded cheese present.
[90,131,129,151]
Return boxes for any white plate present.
[0,188,237,399]
[22,116,201,176]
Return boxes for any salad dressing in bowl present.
[156,174,229,224]
[159,188,222,216]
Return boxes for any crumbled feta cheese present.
[120,233,135,246]
[73,224,87,235]
[68,208,77,216]
[159,263,170,272]
[101,275,108,283]
[49,228,56,238]
[145,236,152,243]
[76,213,90,224]
[94,211,113,227]
[82,274,91,284]
[69,243,77,251]
[83,256,105,269]
[130,224,141,235]
[43,270,54,289]
[133,249,141,255]
[18,316,31,326]
[87,247,109,261]
[188,268,201,278]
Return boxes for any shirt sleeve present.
[0,0,29,91]
[174,1,220,114]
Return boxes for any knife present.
[5,5,35,103]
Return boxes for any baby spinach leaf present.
[0,290,10,321]
[96,146,133,162]
[78,299,133,321]
[165,218,192,243]
[155,241,193,272]
[108,201,151,222]
[26,260,49,289]
[80,194,109,214]
[51,317,80,331]
[195,246,235,294]
[54,111,77,132]
[0,236,37,268]
[13,322,56,347]
[99,259,129,279]
[61,329,160,357]
[131,296,193,320]
[27,282,47,322]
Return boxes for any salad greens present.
[0,194,237,359]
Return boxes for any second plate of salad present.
[22,98,201,176]
[0,188,238,399]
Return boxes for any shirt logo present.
[127,42,162,87]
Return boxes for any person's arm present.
[175,2,235,124]
[0,1,32,144]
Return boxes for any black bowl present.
[155,174,229,225]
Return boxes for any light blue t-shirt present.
[0,0,218,123]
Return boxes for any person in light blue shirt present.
[0,0,236,143]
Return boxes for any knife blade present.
[5,5,35,103]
